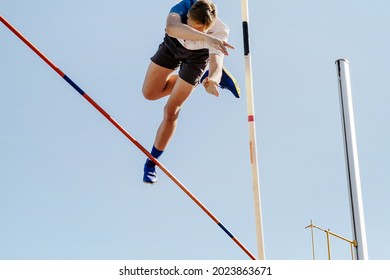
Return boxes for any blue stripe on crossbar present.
[218,223,234,239]
[63,75,85,95]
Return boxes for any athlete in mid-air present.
[142,0,240,184]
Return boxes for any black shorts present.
[151,34,209,86]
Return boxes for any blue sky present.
[1,0,389,260]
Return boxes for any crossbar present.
[0,15,256,260]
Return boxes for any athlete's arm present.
[202,54,223,97]
[166,13,232,56]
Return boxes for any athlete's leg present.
[142,62,178,100]
[153,77,195,150]
[143,77,194,184]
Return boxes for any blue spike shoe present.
[201,67,241,98]
[143,162,158,184]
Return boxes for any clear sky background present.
[1,0,389,260]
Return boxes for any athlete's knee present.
[163,104,180,123]
[142,85,159,101]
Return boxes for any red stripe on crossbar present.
[233,237,257,260]
[248,115,254,122]
[0,16,64,77]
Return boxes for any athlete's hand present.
[204,35,234,56]
[202,77,219,97]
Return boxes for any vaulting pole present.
[335,58,368,260]
[1,15,256,260]
[241,0,266,260]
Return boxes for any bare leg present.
[153,77,194,150]
[142,61,195,183]
[142,62,178,100]
[142,61,195,150]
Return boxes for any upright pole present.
[241,0,265,260]
[326,229,331,260]
[309,220,316,260]
[1,15,257,260]
[335,59,368,260]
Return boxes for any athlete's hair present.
[188,0,217,28]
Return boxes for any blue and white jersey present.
[169,0,229,56]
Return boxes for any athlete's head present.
[187,0,217,32]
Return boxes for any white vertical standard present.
[335,59,368,260]
[241,0,265,260]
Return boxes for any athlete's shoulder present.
[170,0,197,17]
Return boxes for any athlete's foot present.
[143,162,158,184]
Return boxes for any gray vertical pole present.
[335,59,368,260]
